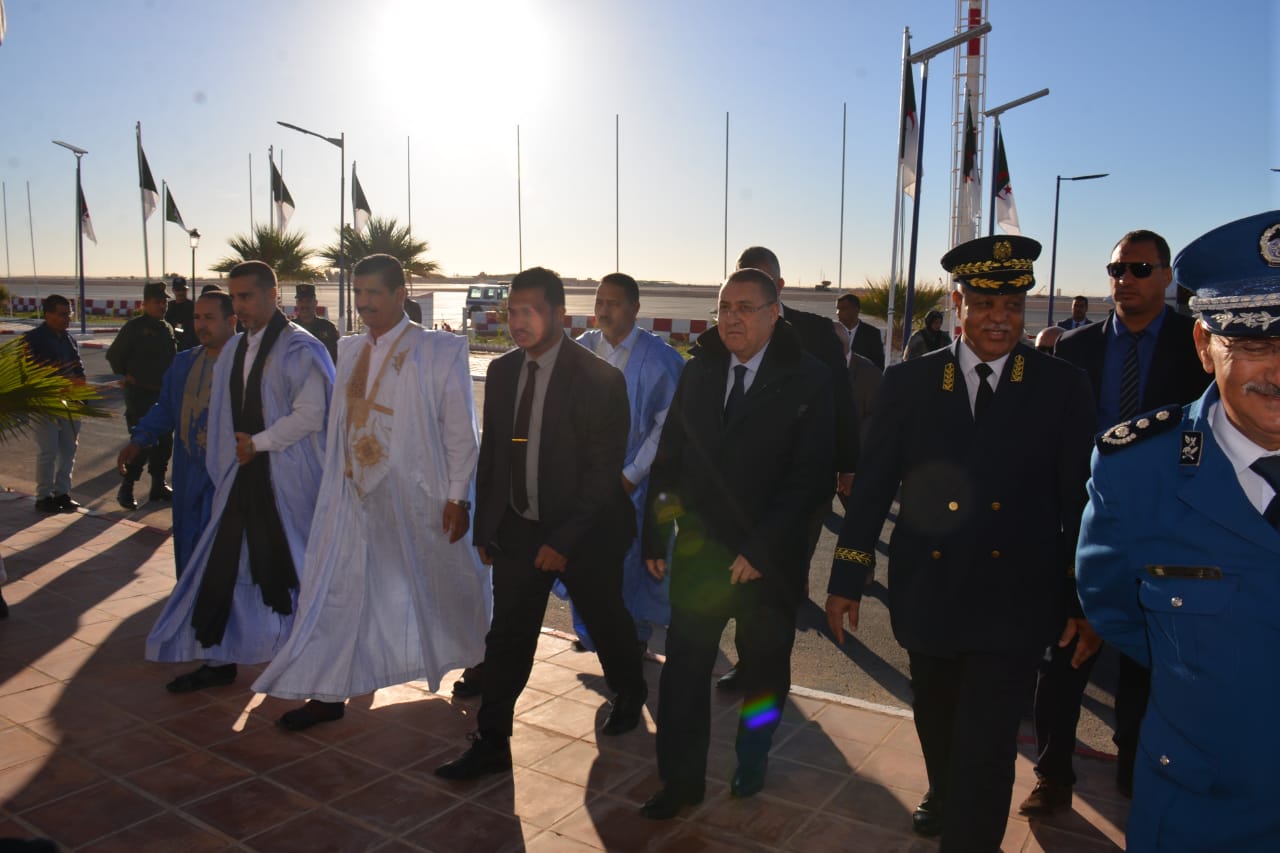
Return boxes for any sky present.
[1,0,1278,296]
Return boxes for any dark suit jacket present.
[645,321,834,596]
[474,334,634,560]
[1054,308,1209,416]
[782,304,858,474]
[847,321,886,370]
[1056,317,1091,330]
[829,342,1097,657]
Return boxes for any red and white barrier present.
[469,311,709,344]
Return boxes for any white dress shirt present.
[955,339,1011,417]
[1210,401,1280,515]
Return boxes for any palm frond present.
[0,339,110,444]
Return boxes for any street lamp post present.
[1048,173,1108,324]
[52,139,88,334]
[982,88,1050,237]
[277,121,346,330]
[188,229,200,289]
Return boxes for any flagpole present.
[838,102,847,289]
[136,122,152,281]
[2,182,11,316]
[406,135,412,297]
[987,120,999,237]
[161,179,167,276]
[516,125,523,271]
[887,28,910,364]
[615,113,620,272]
[26,181,38,304]
[723,111,729,280]
[340,132,346,331]
[248,153,254,231]
[902,57,930,340]
[268,145,275,234]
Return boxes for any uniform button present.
[1171,596,1183,608]
[1159,755,1171,767]
[990,501,1001,511]
[991,550,1001,559]
[947,501,959,511]
[931,550,942,560]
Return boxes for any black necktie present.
[724,364,747,422]
[511,361,538,514]
[1249,456,1280,530]
[974,362,994,422]
[1119,331,1146,420]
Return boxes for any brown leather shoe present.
[1018,778,1073,815]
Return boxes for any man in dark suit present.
[435,267,648,781]
[836,291,887,369]
[1057,295,1091,330]
[826,235,1098,850]
[639,267,834,818]
[715,245,857,692]
[1024,229,1212,812]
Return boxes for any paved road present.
[1,344,1123,756]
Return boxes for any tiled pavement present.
[0,498,1129,851]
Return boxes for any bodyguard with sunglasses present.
[1077,211,1280,851]
[1023,230,1211,816]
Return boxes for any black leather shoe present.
[1018,778,1073,815]
[165,663,237,694]
[452,664,483,698]
[54,494,81,513]
[278,700,346,732]
[912,791,945,837]
[716,665,744,692]
[435,732,512,780]
[34,496,59,513]
[117,480,138,511]
[149,482,173,502]
[731,760,768,798]
[601,686,648,736]
[640,785,704,820]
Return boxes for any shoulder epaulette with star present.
[1095,404,1182,454]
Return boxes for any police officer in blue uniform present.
[1078,210,1280,852]
[826,235,1098,851]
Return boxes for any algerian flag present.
[271,160,294,231]
[900,60,919,199]
[351,163,371,234]
[992,126,1021,236]
[137,138,159,221]
[164,186,186,230]
[79,185,97,244]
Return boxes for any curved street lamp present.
[1048,173,1108,325]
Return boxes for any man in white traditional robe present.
[253,253,492,730]
[147,261,334,693]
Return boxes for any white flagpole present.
[886,27,910,364]
[268,145,275,234]
[136,122,152,280]
[2,181,10,316]
[838,102,847,288]
[248,152,254,232]
[723,111,729,280]
[26,181,38,303]
[161,179,167,277]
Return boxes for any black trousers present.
[908,649,1040,853]
[123,386,172,482]
[1031,634,1099,786]
[1113,652,1151,787]
[657,552,798,795]
[477,509,644,737]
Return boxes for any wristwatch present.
[447,498,472,511]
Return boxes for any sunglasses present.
[1106,262,1166,279]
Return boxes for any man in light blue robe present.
[118,290,237,578]
[147,261,334,694]
[561,273,685,649]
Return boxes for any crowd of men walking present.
[12,208,1280,852]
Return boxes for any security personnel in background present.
[1078,211,1280,852]
[165,275,197,350]
[106,282,177,509]
[294,283,339,365]
[825,235,1098,851]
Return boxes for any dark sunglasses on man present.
[1106,261,1167,279]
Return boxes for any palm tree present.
[857,277,951,353]
[211,225,322,282]
[318,216,440,279]
[0,340,108,443]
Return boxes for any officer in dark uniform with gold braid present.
[824,235,1098,852]
[107,282,177,509]
[293,283,339,365]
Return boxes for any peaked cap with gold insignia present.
[941,235,1042,294]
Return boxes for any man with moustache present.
[255,254,490,731]
[639,267,833,817]
[1057,295,1092,330]
[117,289,237,578]
[435,267,648,780]
[147,261,333,693]
[1026,230,1211,812]
[294,283,339,365]
[826,236,1097,849]
[560,272,685,653]
[1077,211,1280,851]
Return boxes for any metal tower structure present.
[948,0,988,249]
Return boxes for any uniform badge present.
[1010,354,1025,383]
[993,240,1012,261]
[1180,431,1202,466]
[942,362,955,391]
[1260,223,1280,267]
[391,349,408,373]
